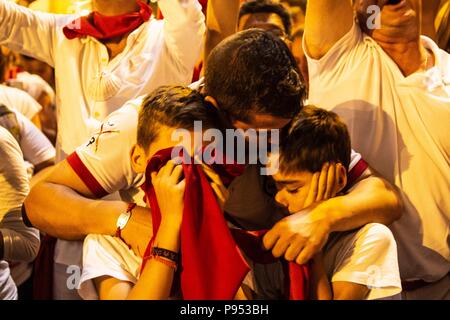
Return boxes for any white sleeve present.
[0,127,40,263]
[66,99,143,198]
[330,223,402,300]
[7,87,42,120]
[0,0,61,66]
[15,110,55,166]
[79,234,140,300]
[159,0,205,73]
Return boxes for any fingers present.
[283,238,306,262]
[271,236,291,258]
[295,240,322,265]
[262,227,281,250]
[325,163,336,200]
[316,162,329,202]
[303,171,319,208]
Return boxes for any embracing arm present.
[304,0,354,59]
[24,160,152,256]
[263,165,403,265]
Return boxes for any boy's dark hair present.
[205,29,305,124]
[239,0,293,36]
[279,105,351,174]
[137,85,221,152]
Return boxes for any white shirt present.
[0,261,17,300]
[13,109,55,166]
[0,84,42,120]
[7,71,55,104]
[79,223,401,300]
[305,23,450,282]
[0,127,40,286]
[0,0,205,155]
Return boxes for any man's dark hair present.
[204,29,305,124]
[279,105,351,174]
[137,85,221,152]
[239,0,293,36]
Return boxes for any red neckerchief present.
[63,1,152,40]
[140,147,311,300]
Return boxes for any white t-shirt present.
[79,223,401,300]
[0,261,17,300]
[0,0,205,155]
[0,84,42,120]
[304,23,450,282]
[7,71,56,104]
[0,127,40,286]
[13,109,55,166]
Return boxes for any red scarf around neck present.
[63,1,152,40]
[141,148,311,300]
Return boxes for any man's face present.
[272,170,315,214]
[238,13,289,42]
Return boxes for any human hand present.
[151,160,186,229]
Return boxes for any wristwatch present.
[115,203,136,240]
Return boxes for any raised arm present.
[0,0,59,66]
[159,0,206,73]
[304,0,354,59]
[204,0,240,61]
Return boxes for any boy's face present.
[272,170,315,214]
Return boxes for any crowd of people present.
[0,0,449,300]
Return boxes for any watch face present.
[117,212,130,229]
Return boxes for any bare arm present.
[204,0,240,62]
[263,166,403,265]
[304,0,354,59]
[24,160,152,256]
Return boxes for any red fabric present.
[32,235,57,300]
[346,159,369,188]
[141,148,248,300]
[141,148,311,300]
[67,152,108,199]
[63,1,152,40]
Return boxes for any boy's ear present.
[130,144,147,174]
[335,163,348,194]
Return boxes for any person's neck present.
[93,0,140,17]
[376,38,429,76]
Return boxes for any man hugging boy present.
[247,105,402,300]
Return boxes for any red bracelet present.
[143,255,178,271]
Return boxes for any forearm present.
[0,208,40,262]
[321,175,403,232]
[0,0,55,65]
[204,0,240,61]
[25,181,127,240]
[127,225,180,300]
[311,254,332,300]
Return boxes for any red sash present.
[63,1,152,40]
